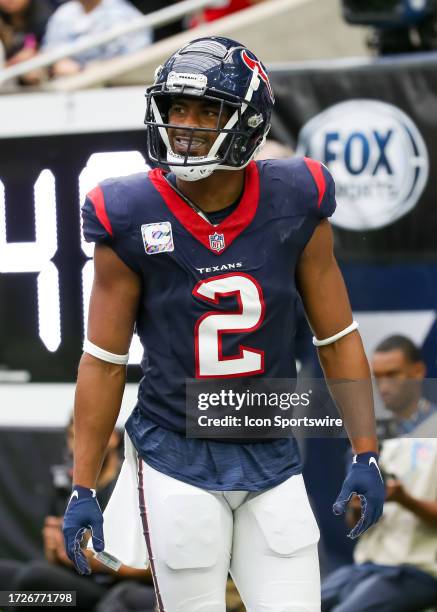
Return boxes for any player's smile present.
[173,134,208,155]
[167,97,232,157]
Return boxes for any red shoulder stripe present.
[87,186,113,237]
[304,157,326,209]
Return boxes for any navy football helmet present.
[144,37,275,181]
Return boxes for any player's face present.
[371,349,424,414]
[167,97,232,157]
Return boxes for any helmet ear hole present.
[227,135,248,165]
[247,113,264,129]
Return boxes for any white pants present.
[100,433,321,612]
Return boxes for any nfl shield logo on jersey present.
[209,232,225,253]
[142,221,174,255]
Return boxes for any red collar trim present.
[148,161,259,255]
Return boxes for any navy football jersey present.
[82,157,336,490]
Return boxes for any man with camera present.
[322,335,437,612]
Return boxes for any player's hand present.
[62,485,104,575]
[333,452,385,539]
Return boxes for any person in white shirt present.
[41,0,151,78]
[322,335,437,612]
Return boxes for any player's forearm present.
[318,333,378,454]
[398,495,437,526]
[73,353,126,488]
[84,549,153,581]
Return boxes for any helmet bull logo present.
[241,50,274,102]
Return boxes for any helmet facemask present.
[145,84,269,181]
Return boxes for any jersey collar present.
[148,161,259,255]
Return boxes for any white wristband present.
[312,321,359,347]
[83,339,129,365]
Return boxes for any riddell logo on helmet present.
[241,50,274,102]
[167,71,207,92]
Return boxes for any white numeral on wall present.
[0,171,60,352]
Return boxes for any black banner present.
[269,52,437,260]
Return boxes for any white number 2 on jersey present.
[193,273,265,377]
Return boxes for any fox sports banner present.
[269,52,437,259]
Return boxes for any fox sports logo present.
[297,100,429,230]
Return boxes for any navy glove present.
[63,484,104,575]
[333,451,385,539]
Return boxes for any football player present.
[63,37,385,611]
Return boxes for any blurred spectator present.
[0,0,54,82]
[0,418,155,611]
[129,0,183,42]
[372,335,437,435]
[321,335,437,612]
[190,0,267,28]
[41,0,152,79]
